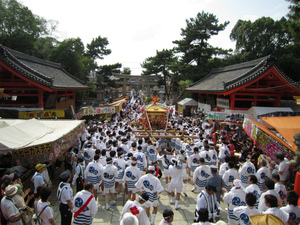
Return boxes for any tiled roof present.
[0,45,88,90]
[186,55,300,93]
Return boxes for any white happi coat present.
[124,165,142,190]
[209,149,218,166]
[169,164,186,192]
[224,188,247,225]
[256,166,271,192]
[233,206,261,225]
[219,162,229,176]
[188,154,201,173]
[73,190,97,225]
[281,205,300,225]
[193,165,211,190]
[147,145,157,164]
[238,161,256,187]
[199,150,213,166]
[222,168,239,192]
[135,174,164,203]
[218,144,230,163]
[258,189,280,212]
[134,151,147,172]
[102,164,118,189]
[120,200,150,225]
[275,182,287,206]
[114,157,127,181]
[245,184,261,208]
[85,160,103,185]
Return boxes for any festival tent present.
[177,98,198,115]
[261,116,300,150]
[0,118,85,166]
[243,117,295,163]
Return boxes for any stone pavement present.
[49,165,228,225]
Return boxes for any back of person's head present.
[40,187,51,202]
[261,159,267,167]
[265,179,275,190]
[287,190,299,206]
[84,182,93,190]
[275,152,284,161]
[249,175,258,184]
[225,156,230,163]
[138,139,143,145]
[239,156,246,163]
[246,192,257,207]
[101,149,106,156]
[94,155,100,161]
[198,208,209,222]
[110,151,116,158]
[95,149,101,155]
[137,146,142,151]
[199,158,205,164]
[228,161,234,169]
[131,142,137,148]
[162,209,174,220]
[265,194,278,208]
[272,173,280,182]
[193,147,199,153]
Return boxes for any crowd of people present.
[0,95,300,225]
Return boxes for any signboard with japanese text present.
[75,106,116,119]
[18,110,65,119]
[216,98,229,109]
[242,117,294,163]
[206,111,251,124]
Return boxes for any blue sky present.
[20,0,291,74]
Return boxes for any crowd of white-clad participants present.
[2,95,299,225]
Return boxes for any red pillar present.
[38,88,44,109]
[230,94,235,110]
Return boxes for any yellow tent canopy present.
[261,116,300,151]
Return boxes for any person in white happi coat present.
[222,161,239,192]
[219,156,230,176]
[73,182,97,225]
[135,165,164,225]
[159,209,174,225]
[258,179,280,212]
[187,147,201,192]
[224,179,247,225]
[238,157,256,188]
[72,155,85,192]
[84,155,103,201]
[245,175,261,208]
[275,152,290,184]
[193,158,211,193]
[195,180,220,223]
[256,159,271,192]
[233,193,261,225]
[157,148,175,193]
[124,157,142,201]
[281,190,300,225]
[83,143,95,166]
[218,140,230,165]
[263,194,295,225]
[208,144,218,166]
[120,193,150,225]
[134,146,147,172]
[114,150,127,198]
[102,157,118,210]
[272,173,287,206]
[168,158,186,210]
[146,140,157,165]
[199,145,213,166]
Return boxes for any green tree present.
[97,63,122,88]
[85,36,112,60]
[49,38,86,81]
[173,11,230,81]
[121,67,131,75]
[230,17,293,60]
[141,49,178,98]
[286,0,300,42]
[0,0,48,54]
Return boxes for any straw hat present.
[250,214,285,225]
[5,185,18,197]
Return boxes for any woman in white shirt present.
[36,187,56,225]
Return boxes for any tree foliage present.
[85,36,112,60]
[286,0,300,42]
[230,17,293,60]
[0,0,48,54]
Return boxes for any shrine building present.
[0,45,88,111]
[185,55,300,111]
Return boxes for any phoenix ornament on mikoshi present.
[150,95,160,104]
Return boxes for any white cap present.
[120,213,138,225]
